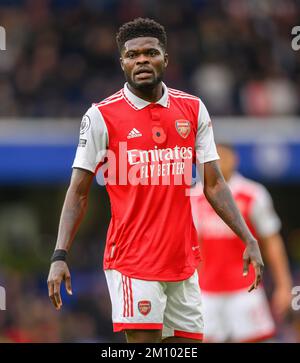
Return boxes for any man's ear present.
[120,56,124,71]
[164,53,169,68]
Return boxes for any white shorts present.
[202,287,276,342]
[104,269,204,340]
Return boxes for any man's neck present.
[127,82,163,103]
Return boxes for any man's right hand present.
[47,261,72,310]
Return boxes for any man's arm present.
[260,233,292,320]
[202,160,264,292]
[47,168,94,310]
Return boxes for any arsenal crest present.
[175,120,191,139]
[138,300,151,316]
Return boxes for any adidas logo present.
[127,128,142,139]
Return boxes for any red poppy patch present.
[152,126,166,143]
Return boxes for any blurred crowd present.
[0,185,300,343]
[0,268,127,342]
[0,188,125,343]
[0,0,299,117]
[1,0,300,344]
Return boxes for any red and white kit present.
[72,83,219,337]
[191,173,281,342]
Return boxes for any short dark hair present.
[116,18,167,52]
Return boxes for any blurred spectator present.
[193,64,234,115]
[240,75,298,116]
[0,0,298,117]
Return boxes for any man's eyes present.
[127,53,136,58]
[126,50,159,58]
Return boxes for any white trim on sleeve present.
[195,99,219,164]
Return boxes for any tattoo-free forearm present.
[54,169,94,251]
[55,189,88,251]
[204,178,255,245]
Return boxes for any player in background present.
[191,144,292,342]
[47,18,264,343]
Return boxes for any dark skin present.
[47,168,94,309]
[120,37,168,102]
[47,36,264,343]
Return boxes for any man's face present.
[120,37,168,89]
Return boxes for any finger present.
[255,273,262,287]
[47,280,54,299]
[254,265,263,287]
[253,277,259,290]
[248,282,256,293]
[249,273,262,293]
[48,281,58,309]
[50,294,58,309]
[65,275,73,295]
[53,292,61,309]
[259,264,264,278]
[53,281,62,309]
[243,258,250,276]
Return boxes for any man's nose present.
[136,54,150,64]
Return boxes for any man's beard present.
[125,72,164,90]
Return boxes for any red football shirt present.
[72,82,219,281]
[190,173,281,291]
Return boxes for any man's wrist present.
[245,238,258,246]
[51,249,68,263]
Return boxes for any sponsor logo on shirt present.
[138,300,151,316]
[96,143,199,193]
[127,128,142,139]
[127,145,193,165]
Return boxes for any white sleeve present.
[249,185,282,238]
[195,99,219,164]
[72,105,108,173]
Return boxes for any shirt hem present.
[202,155,220,164]
[72,163,95,174]
[103,266,196,282]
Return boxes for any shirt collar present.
[123,82,169,110]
